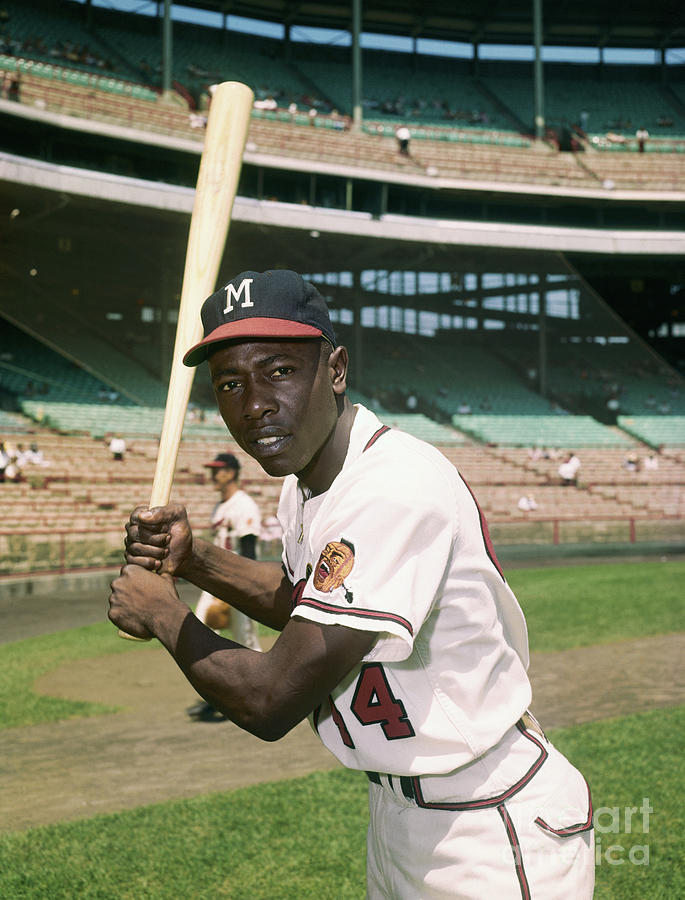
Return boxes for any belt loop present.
[366,771,417,803]
[520,710,547,742]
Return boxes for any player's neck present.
[221,481,240,501]
[298,399,357,497]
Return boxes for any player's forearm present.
[151,610,324,741]
[179,538,292,631]
[111,566,295,738]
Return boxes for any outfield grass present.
[507,559,684,652]
[0,705,682,899]
[0,561,682,896]
[0,560,682,731]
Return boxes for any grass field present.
[0,559,683,898]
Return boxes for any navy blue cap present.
[183,269,336,367]
[205,452,240,470]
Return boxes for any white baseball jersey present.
[278,404,532,776]
[211,489,261,551]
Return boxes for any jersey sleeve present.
[293,456,456,662]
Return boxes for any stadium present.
[0,1,683,898]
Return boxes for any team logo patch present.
[313,538,355,603]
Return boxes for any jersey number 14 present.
[329,662,415,747]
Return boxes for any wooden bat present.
[118,80,254,640]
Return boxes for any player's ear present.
[327,345,348,395]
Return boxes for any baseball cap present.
[183,269,336,367]
[204,452,240,471]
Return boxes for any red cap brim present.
[183,318,324,366]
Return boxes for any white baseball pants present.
[366,721,594,899]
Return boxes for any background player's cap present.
[204,452,240,471]
[183,269,336,366]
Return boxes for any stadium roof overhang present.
[3,152,684,259]
[177,0,685,50]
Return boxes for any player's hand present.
[125,503,193,576]
[108,565,178,640]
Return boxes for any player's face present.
[209,339,347,492]
[211,467,236,491]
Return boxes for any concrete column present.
[533,0,545,140]
[351,0,363,131]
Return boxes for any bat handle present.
[118,629,150,642]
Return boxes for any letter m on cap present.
[223,278,254,314]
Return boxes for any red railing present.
[0,515,681,579]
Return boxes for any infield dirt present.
[2,629,683,833]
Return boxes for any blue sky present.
[76,0,684,65]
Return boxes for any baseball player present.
[188,451,262,720]
[110,270,594,898]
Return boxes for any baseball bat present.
[118,80,254,640]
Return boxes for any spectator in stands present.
[2,446,23,482]
[395,125,411,156]
[253,95,278,111]
[14,443,29,467]
[187,452,262,721]
[0,440,8,482]
[636,127,649,153]
[606,395,620,422]
[406,393,418,411]
[108,434,127,462]
[22,442,48,466]
[457,401,472,414]
[7,73,19,102]
[643,452,659,472]
[517,494,538,513]
[189,112,207,129]
[622,452,639,473]
[558,452,581,487]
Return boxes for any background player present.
[109,269,594,898]
[188,451,262,720]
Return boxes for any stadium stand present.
[450,414,635,448]
[2,0,684,196]
[3,1,684,144]
[1,414,682,578]
[483,63,685,141]
[0,1,683,574]
[0,408,32,432]
[618,415,685,447]
[4,58,681,192]
[0,313,166,410]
